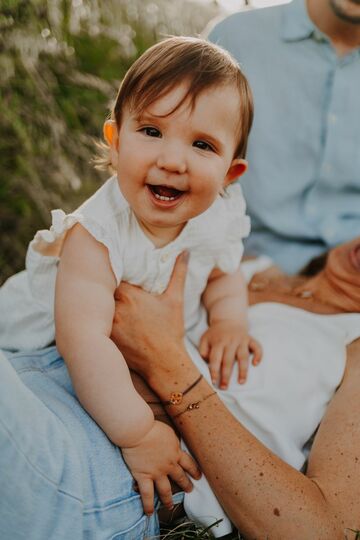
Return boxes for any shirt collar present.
[281,0,317,42]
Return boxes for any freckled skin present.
[112,242,360,538]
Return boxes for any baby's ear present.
[103,120,119,168]
[224,158,248,186]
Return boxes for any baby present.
[0,37,261,517]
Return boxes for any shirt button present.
[313,30,325,42]
[328,113,337,124]
[323,163,332,174]
[160,253,169,263]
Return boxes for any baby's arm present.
[55,224,154,447]
[56,225,199,513]
[200,267,262,389]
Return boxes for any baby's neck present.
[136,216,187,248]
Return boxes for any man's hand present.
[199,321,262,389]
[122,420,201,515]
[111,251,189,379]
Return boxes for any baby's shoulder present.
[77,176,132,229]
[201,183,249,234]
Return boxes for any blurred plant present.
[160,516,244,539]
[0,0,219,283]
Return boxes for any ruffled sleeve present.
[27,208,124,312]
[212,183,250,274]
[0,178,127,351]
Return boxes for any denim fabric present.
[0,347,161,540]
[209,0,360,273]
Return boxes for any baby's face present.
[108,82,246,244]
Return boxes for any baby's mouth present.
[147,184,185,202]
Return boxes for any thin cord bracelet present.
[147,374,203,406]
[173,391,217,418]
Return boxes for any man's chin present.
[330,0,360,24]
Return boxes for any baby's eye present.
[193,140,214,152]
[141,127,161,138]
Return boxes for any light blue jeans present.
[0,347,166,540]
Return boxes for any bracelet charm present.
[163,374,203,406]
[169,392,184,405]
[173,391,216,418]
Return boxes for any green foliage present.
[161,517,234,539]
[346,529,360,540]
[0,0,219,283]
[160,515,245,539]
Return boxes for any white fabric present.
[3,180,360,536]
[0,176,249,351]
[183,260,360,535]
[240,254,274,283]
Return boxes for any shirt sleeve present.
[213,183,251,274]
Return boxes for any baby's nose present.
[156,144,187,174]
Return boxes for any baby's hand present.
[121,420,201,516]
[199,321,262,389]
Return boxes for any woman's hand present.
[121,420,201,515]
[111,252,189,380]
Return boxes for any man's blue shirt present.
[209,0,360,273]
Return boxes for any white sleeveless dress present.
[0,176,249,351]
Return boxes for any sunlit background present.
[0,0,290,283]
[206,0,288,10]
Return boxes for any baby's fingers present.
[236,345,250,384]
[219,344,237,390]
[208,345,223,385]
[199,334,210,360]
[169,463,193,494]
[155,477,174,510]
[249,337,262,366]
[179,450,202,481]
[137,477,154,516]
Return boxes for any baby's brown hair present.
[100,36,253,167]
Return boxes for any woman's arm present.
[112,253,360,538]
[56,224,154,447]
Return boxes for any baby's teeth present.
[154,193,176,201]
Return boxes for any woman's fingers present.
[155,477,174,510]
[166,251,189,301]
[136,477,155,516]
